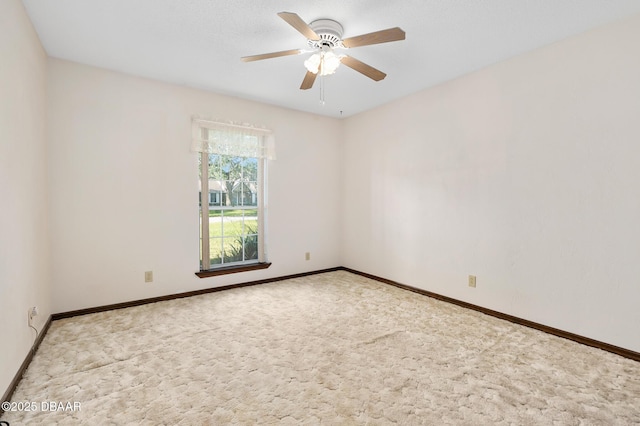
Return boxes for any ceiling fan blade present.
[241,49,303,62]
[277,12,320,41]
[300,71,317,90]
[340,56,387,81]
[342,27,405,48]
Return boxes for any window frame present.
[194,121,272,277]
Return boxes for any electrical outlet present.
[145,271,153,283]
[28,306,38,327]
[305,252,310,261]
[468,275,477,288]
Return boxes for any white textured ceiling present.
[21,0,640,118]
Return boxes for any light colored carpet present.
[3,271,639,425]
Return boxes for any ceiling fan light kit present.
[304,50,342,76]
[241,12,405,98]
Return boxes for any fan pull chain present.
[320,74,326,106]
[319,54,326,106]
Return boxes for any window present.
[192,119,274,275]
[208,191,220,205]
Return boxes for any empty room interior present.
[2,0,640,423]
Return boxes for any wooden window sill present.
[195,262,272,278]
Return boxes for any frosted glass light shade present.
[304,51,342,76]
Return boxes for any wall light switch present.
[145,271,153,283]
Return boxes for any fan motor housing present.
[307,19,344,48]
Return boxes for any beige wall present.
[342,13,640,352]
[46,59,342,313]
[0,0,51,394]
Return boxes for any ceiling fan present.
[241,12,406,90]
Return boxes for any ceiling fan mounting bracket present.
[307,19,344,49]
